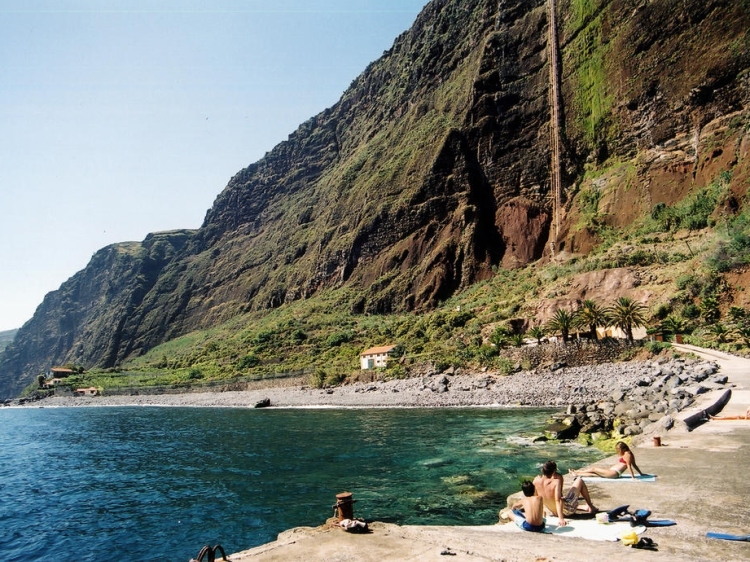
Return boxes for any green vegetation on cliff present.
[3,0,750,399]
[44,189,750,396]
[566,0,613,143]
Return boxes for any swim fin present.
[606,504,630,520]
[645,519,676,527]
[706,532,750,541]
[629,508,652,526]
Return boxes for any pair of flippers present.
[706,531,750,541]
[608,505,750,542]
[606,504,676,527]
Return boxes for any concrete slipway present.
[224,344,750,562]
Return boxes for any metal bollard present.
[334,492,355,520]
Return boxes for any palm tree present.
[607,296,648,342]
[660,315,685,337]
[510,333,525,347]
[576,299,606,341]
[546,309,576,343]
[708,322,730,344]
[733,322,750,348]
[527,326,546,345]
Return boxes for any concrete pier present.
[228,345,750,562]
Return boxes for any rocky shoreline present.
[12,356,727,442]
[546,356,725,441]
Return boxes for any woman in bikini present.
[570,441,644,480]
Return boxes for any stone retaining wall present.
[505,338,633,370]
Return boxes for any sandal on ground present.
[632,537,658,550]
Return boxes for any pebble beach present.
[22,356,718,413]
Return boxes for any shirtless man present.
[533,460,597,527]
[506,480,545,532]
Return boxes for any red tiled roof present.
[360,345,396,356]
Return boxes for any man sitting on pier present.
[506,480,546,532]
[534,460,597,527]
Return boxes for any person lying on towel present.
[570,441,644,480]
[507,480,545,532]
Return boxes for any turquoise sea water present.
[0,407,603,561]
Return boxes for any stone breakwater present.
[547,356,725,441]
[13,357,725,430]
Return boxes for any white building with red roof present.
[360,345,396,370]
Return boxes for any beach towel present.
[580,474,657,482]
[489,518,647,542]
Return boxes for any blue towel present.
[580,474,656,482]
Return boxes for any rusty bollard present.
[653,436,662,447]
[334,492,355,521]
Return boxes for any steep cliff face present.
[1,0,748,397]
[556,0,750,252]
[0,330,17,355]
[0,231,193,399]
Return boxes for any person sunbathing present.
[710,406,750,420]
[570,441,644,480]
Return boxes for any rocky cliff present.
[0,330,17,355]
[1,0,748,398]
[0,231,193,398]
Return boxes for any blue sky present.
[0,0,428,331]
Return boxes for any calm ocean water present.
[0,407,603,562]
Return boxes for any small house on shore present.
[74,387,98,397]
[596,326,648,340]
[360,345,396,370]
[43,378,66,388]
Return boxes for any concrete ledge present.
[228,347,750,562]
